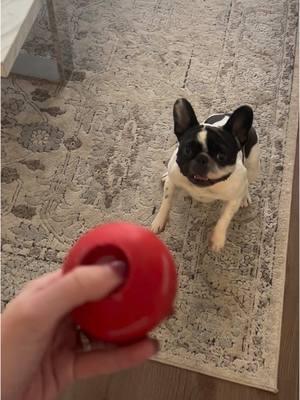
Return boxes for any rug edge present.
[272,36,299,391]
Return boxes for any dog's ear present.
[173,98,199,140]
[224,105,253,145]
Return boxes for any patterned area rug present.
[1,0,298,392]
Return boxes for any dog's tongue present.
[194,175,208,181]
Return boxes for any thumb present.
[35,261,126,324]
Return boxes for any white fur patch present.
[197,129,207,151]
[203,114,230,127]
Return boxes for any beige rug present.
[1,0,298,393]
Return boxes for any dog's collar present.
[207,172,232,185]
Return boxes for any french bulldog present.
[151,98,259,251]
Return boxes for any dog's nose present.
[197,153,209,166]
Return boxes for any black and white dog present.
[151,98,259,251]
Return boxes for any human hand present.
[1,263,158,400]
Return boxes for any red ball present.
[62,222,177,344]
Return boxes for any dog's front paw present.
[209,229,226,252]
[151,215,167,234]
[241,193,252,208]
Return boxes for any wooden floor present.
[62,141,299,400]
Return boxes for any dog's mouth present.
[193,174,209,182]
[188,175,214,186]
[188,174,231,186]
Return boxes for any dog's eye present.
[183,144,193,157]
[216,152,227,162]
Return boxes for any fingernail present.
[109,260,128,279]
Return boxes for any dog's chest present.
[181,185,220,203]
[171,172,229,203]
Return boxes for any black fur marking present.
[173,98,199,139]
[206,126,240,166]
[224,105,253,145]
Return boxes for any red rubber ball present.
[62,222,177,344]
